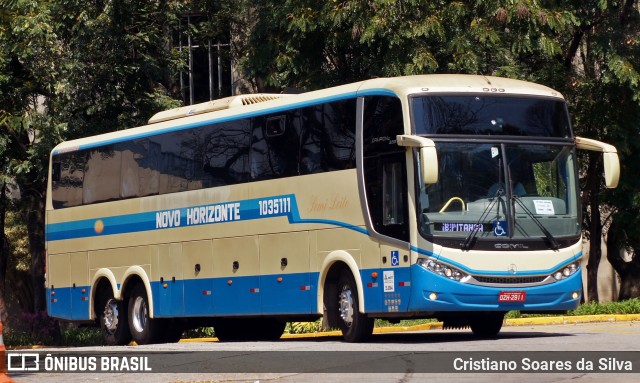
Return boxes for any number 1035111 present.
[258,197,292,216]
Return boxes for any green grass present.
[5,326,104,348]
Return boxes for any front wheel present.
[128,284,162,344]
[337,270,374,342]
[469,312,505,338]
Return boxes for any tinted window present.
[202,120,251,185]
[83,146,121,204]
[363,96,409,241]
[50,98,358,208]
[51,152,85,208]
[251,111,300,180]
[300,100,356,174]
[412,95,572,138]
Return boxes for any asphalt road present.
[7,321,640,383]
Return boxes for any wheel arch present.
[121,266,154,318]
[317,250,365,315]
[90,269,119,320]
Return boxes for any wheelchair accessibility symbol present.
[391,251,400,266]
[493,220,507,237]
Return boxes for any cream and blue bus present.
[45,75,620,344]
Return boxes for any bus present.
[45,75,620,344]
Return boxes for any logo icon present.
[493,220,507,236]
[390,251,400,266]
[8,353,40,371]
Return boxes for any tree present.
[562,1,640,301]
[0,0,184,322]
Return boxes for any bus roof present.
[51,74,564,155]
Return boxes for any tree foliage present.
[0,0,186,320]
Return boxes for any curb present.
[178,314,640,342]
[504,313,640,326]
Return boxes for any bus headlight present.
[552,261,580,281]
[418,258,468,282]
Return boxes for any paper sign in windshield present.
[533,200,555,215]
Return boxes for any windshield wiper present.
[512,196,560,251]
[461,189,504,251]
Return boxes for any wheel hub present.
[131,296,148,333]
[103,298,119,333]
[339,286,354,327]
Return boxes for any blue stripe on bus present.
[52,88,398,154]
[47,265,582,321]
[46,194,369,242]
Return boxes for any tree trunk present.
[606,215,640,300]
[585,154,602,302]
[0,182,9,325]
[26,189,46,313]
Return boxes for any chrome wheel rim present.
[131,296,148,333]
[339,285,354,327]
[103,298,119,334]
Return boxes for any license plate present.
[498,291,526,302]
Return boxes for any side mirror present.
[397,135,439,184]
[575,136,620,188]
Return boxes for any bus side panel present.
[155,243,184,316]
[359,236,383,313]
[47,253,72,320]
[211,236,260,315]
[182,240,214,316]
[377,244,412,314]
[69,252,90,319]
[259,231,312,314]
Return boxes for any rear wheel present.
[128,284,162,344]
[161,319,185,343]
[214,318,286,341]
[97,289,131,346]
[337,270,374,342]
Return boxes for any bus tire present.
[161,319,184,343]
[97,289,131,346]
[213,318,243,341]
[470,312,505,338]
[337,270,374,342]
[128,284,162,344]
[255,318,286,341]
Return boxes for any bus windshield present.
[418,143,580,243]
[412,95,572,138]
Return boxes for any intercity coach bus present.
[45,75,620,344]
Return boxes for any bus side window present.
[83,146,121,204]
[363,96,409,242]
[250,111,300,180]
[51,152,85,209]
[299,100,356,174]
[383,161,405,226]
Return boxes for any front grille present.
[473,275,547,284]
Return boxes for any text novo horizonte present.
[155,203,241,229]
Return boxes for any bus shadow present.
[280,329,574,344]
